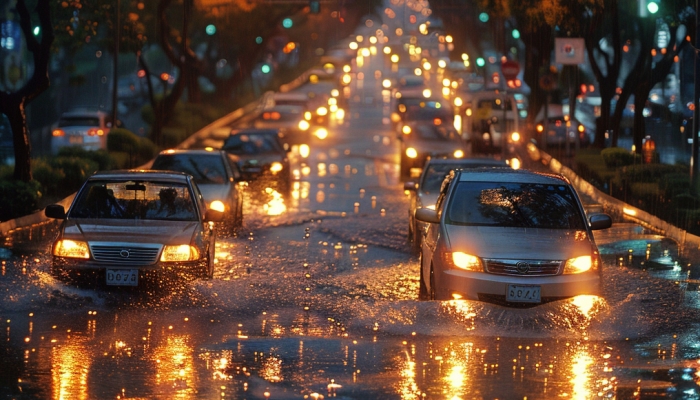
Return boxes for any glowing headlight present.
[453,149,464,158]
[402,125,412,135]
[161,245,200,262]
[269,161,284,173]
[298,120,310,131]
[335,109,345,120]
[482,132,491,141]
[405,147,418,158]
[563,255,594,274]
[510,131,520,142]
[316,106,328,116]
[314,128,329,140]
[445,251,482,271]
[53,239,90,259]
[210,200,226,213]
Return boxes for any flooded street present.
[4,24,700,400]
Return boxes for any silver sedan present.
[415,168,612,305]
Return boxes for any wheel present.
[418,252,430,300]
[411,222,421,253]
[429,263,436,300]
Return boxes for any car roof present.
[455,168,569,185]
[88,169,193,183]
[425,157,507,167]
[230,128,282,136]
[61,109,108,117]
[155,148,240,161]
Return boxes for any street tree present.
[0,0,53,182]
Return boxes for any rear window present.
[223,133,283,154]
[446,181,585,229]
[58,117,101,127]
[151,154,227,184]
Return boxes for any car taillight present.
[52,129,65,137]
[87,128,105,136]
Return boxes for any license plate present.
[68,135,84,144]
[506,285,541,303]
[106,269,138,286]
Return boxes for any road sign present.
[501,60,520,80]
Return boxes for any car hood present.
[444,225,592,260]
[62,219,198,245]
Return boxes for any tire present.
[411,222,421,253]
[429,263,436,300]
[418,252,430,300]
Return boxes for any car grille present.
[484,259,562,276]
[90,243,161,265]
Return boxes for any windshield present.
[222,133,283,155]
[151,154,227,184]
[446,181,586,229]
[70,180,197,221]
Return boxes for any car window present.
[151,154,227,184]
[420,164,456,194]
[70,181,197,221]
[446,181,586,229]
[58,117,101,127]
[223,133,282,154]
[226,154,242,180]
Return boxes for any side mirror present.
[589,213,612,230]
[403,181,418,191]
[45,204,66,219]
[415,208,440,224]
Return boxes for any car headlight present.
[402,125,412,135]
[210,200,226,213]
[298,120,310,131]
[563,255,597,274]
[444,251,483,271]
[314,128,329,140]
[482,132,491,141]
[510,131,520,142]
[161,245,200,262]
[405,147,418,158]
[53,239,90,259]
[453,149,464,158]
[269,161,284,173]
[316,106,328,116]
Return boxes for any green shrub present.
[56,147,114,171]
[660,173,692,199]
[161,127,188,149]
[107,129,157,168]
[601,147,639,168]
[32,158,66,196]
[0,179,42,222]
[49,156,99,193]
[616,163,686,184]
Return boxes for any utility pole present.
[112,0,120,129]
[692,0,700,194]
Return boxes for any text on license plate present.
[506,285,541,303]
[106,269,138,286]
[68,135,84,144]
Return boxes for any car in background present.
[254,104,313,144]
[44,170,224,286]
[150,149,245,227]
[415,168,612,304]
[403,157,510,251]
[398,121,467,179]
[51,109,112,154]
[391,96,453,132]
[535,105,590,148]
[221,129,291,196]
[266,91,331,130]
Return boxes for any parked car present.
[44,170,224,286]
[404,157,509,251]
[398,121,467,179]
[221,129,291,195]
[51,109,112,154]
[415,168,612,304]
[150,149,245,227]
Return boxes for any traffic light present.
[639,0,659,16]
[309,0,320,14]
